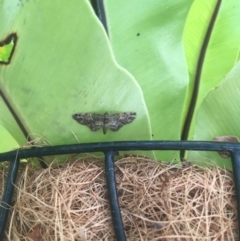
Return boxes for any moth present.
[72,112,136,134]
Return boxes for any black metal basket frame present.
[0,140,240,241]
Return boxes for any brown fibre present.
[0,156,238,240]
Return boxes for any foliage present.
[1,0,240,167]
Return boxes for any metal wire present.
[0,140,240,241]
[0,157,20,239]
[105,151,126,241]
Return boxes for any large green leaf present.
[0,96,25,145]
[0,0,152,160]
[104,0,193,161]
[1,0,240,168]
[0,124,19,152]
[188,61,240,169]
[182,0,240,140]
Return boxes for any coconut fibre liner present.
[0,156,238,241]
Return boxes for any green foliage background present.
[0,0,240,168]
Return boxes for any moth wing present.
[90,114,105,131]
[108,112,136,131]
[72,113,103,131]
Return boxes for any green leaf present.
[188,61,240,169]
[0,0,152,161]
[0,95,26,145]
[104,0,193,161]
[2,0,240,167]
[0,124,19,152]
[0,34,16,64]
[182,0,240,141]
